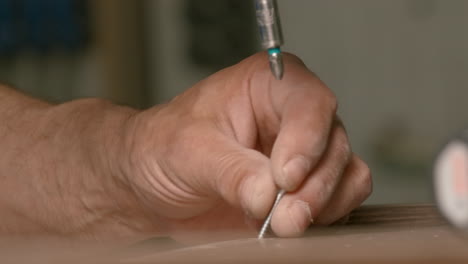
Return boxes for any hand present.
[120,52,372,240]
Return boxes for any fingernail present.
[287,200,312,236]
[282,156,310,191]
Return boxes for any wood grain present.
[1,204,464,264]
[125,204,467,264]
[344,204,446,227]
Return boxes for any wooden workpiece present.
[2,205,468,263]
[126,204,468,264]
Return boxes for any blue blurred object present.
[0,0,17,55]
[52,0,88,50]
[53,0,78,49]
[0,0,89,55]
[21,0,49,51]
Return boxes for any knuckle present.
[215,151,250,200]
[282,52,306,66]
[215,151,268,216]
[332,125,351,163]
[248,54,277,82]
[325,90,338,114]
[338,136,351,159]
[318,168,341,201]
[356,159,373,200]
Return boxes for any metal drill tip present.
[258,189,286,239]
[269,52,284,80]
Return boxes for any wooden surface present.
[127,226,468,264]
[125,204,468,264]
[3,204,468,263]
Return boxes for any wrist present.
[40,99,155,240]
[117,106,164,210]
[88,100,138,191]
[0,85,162,241]
[117,105,181,222]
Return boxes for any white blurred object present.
[434,135,468,231]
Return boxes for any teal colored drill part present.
[268,47,281,55]
[267,47,284,80]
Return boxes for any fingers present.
[314,155,372,225]
[270,123,352,237]
[197,132,278,220]
[244,53,365,237]
[148,118,277,220]
[248,53,338,191]
[270,153,372,237]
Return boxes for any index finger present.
[250,53,338,191]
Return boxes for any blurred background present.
[1,0,467,205]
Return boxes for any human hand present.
[120,52,372,240]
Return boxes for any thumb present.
[202,135,277,220]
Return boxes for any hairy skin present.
[0,88,160,241]
[0,52,371,243]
